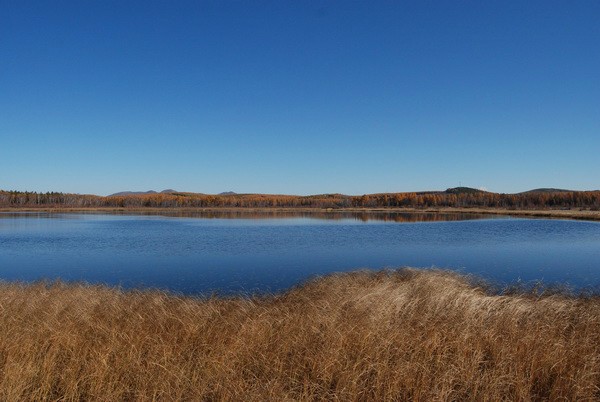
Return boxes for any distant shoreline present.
[2,206,600,221]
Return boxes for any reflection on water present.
[1,212,599,295]
[149,211,494,222]
[0,210,494,222]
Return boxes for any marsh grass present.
[1,269,599,400]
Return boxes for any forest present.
[1,188,599,210]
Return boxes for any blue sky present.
[1,1,599,195]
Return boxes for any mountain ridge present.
[109,190,176,196]
[105,187,595,197]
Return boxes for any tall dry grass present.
[1,269,599,401]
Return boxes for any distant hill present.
[109,189,176,196]
[445,187,486,194]
[101,187,587,198]
[520,188,574,194]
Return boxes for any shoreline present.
[2,206,600,221]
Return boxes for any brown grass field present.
[1,269,599,401]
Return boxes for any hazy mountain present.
[106,187,587,198]
[445,187,486,194]
[109,189,176,196]
[520,188,574,194]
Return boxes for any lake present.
[1,212,600,294]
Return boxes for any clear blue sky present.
[2,1,599,195]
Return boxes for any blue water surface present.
[1,212,599,294]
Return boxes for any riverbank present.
[2,206,600,221]
[1,269,599,400]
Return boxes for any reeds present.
[1,269,599,400]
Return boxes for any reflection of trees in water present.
[125,210,490,222]
[351,212,488,222]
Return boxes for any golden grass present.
[1,269,599,401]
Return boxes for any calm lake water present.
[1,212,600,294]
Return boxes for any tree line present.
[1,189,599,210]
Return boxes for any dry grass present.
[1,269,599,401]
